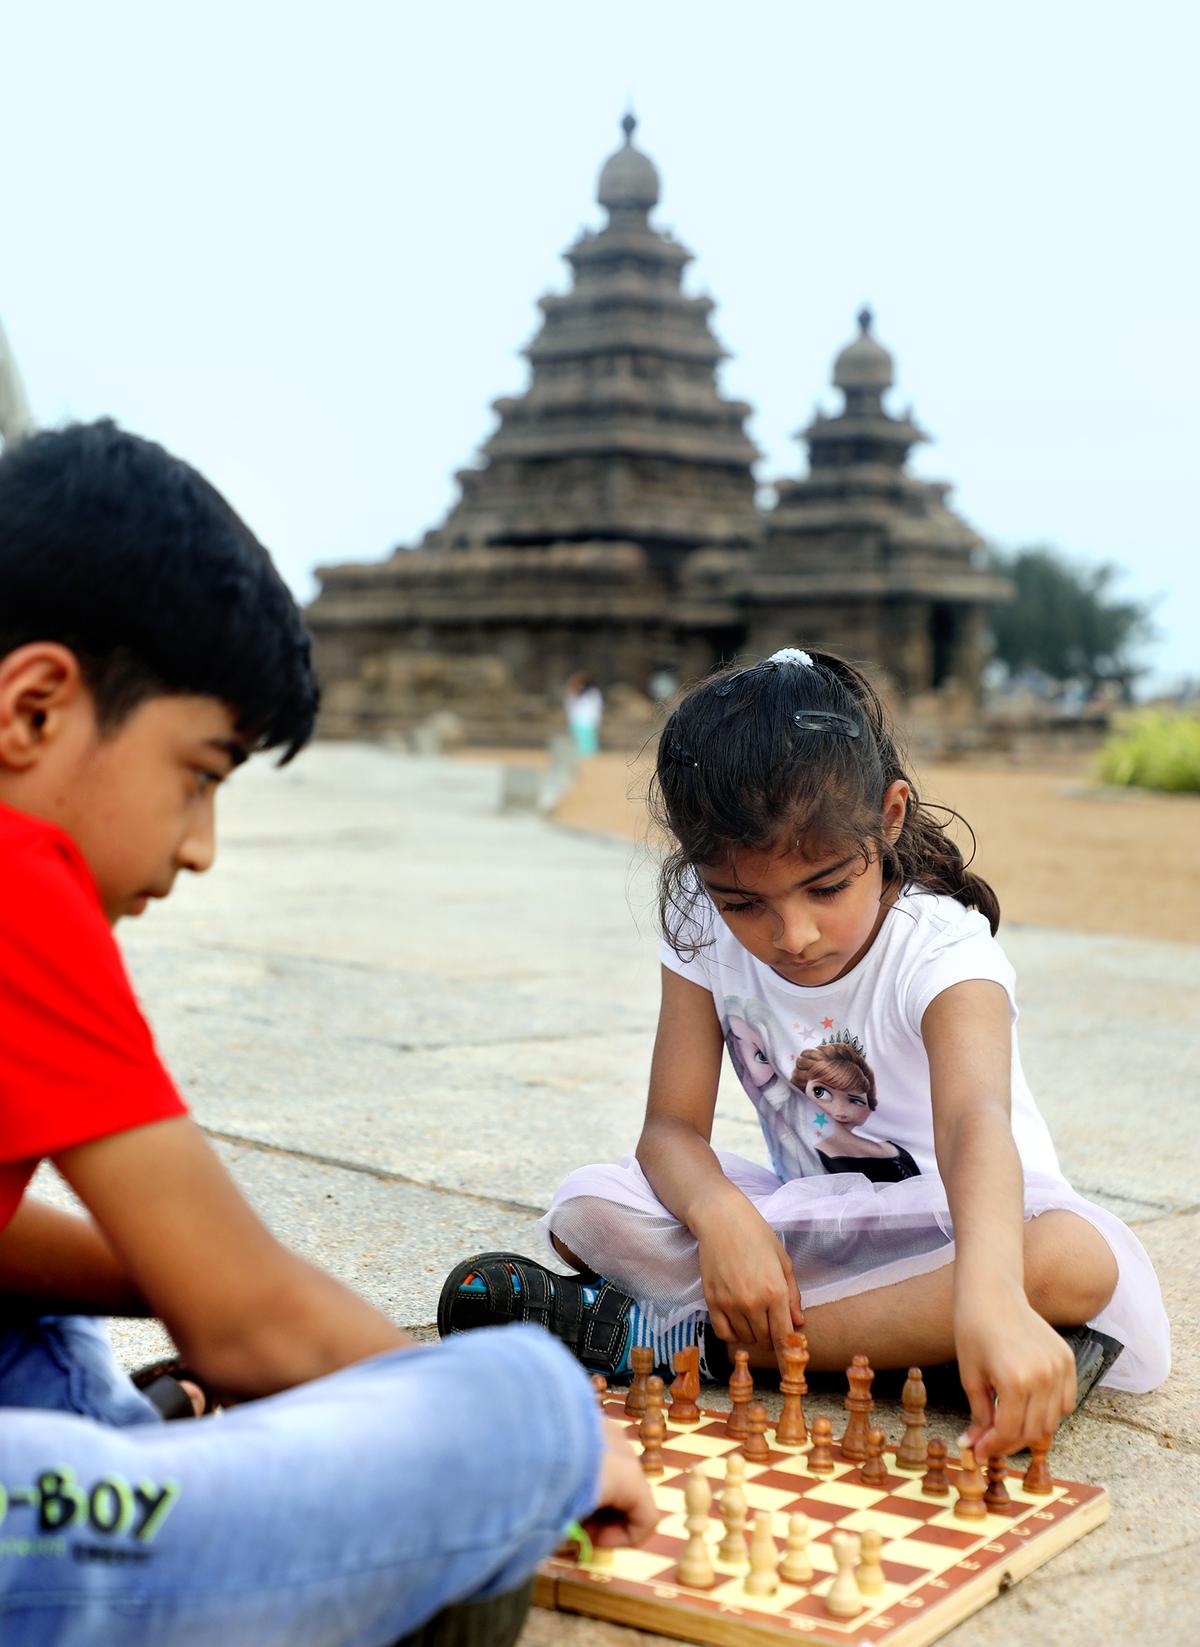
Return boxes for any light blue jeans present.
[0,1316,602,1646]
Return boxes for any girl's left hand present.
[955,1284,1077,1460]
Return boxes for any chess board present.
[534,1397,1108,1647]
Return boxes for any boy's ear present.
[881,779,910,844]
[0,644,87,770]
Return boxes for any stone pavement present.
[58,744,1197,1644]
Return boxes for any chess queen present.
[442,648,1170,1460]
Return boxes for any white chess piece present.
[825,1530,863,1617]
[744,1510,779,1596]
[780,1513,813,1583]
[856,1525,885,1596]
[677,1468,717,1589]
[717,1452,749,1565]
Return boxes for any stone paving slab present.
[81,743,1195,1645]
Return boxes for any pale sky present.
[5,1,1197,687]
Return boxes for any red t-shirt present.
[0,803,187,1233]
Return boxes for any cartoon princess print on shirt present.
[722,999,920,1185]
[791,1033,921,1183]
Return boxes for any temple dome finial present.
[598,111,660,211]
[834,305,893,392]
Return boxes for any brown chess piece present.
[668,1344,701,1425]
[775,1331,809,1448]
[639,1404,666,1476]
[860,1427,889,1485]
[590,1372,608,1409]
[1022,1435,1054,1495]
[984,1455,1012,1510]
[624,1345,653,1417]
[743,1400,771,1462]
[953,1445,987,1520]
[727,1348,754,1441]
[895,1367,928,1471]
[645,1374,667,1431]
[838,1353,875,1461]
[921,1437,950,1496]
[807,1415,835,1474]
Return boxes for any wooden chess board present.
[534,1398,1108,1647]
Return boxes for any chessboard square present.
[867,1492,946,1522]
[780,1495,851,1525]
[837,1507,927,1541]
[749,1467,820,1494]
[880,1558,936,1586]
[880,1536,952,1571]
[801,1480,889,1510]
[903,1522,983,1550]
[736,1482,806,1514]
[673,1431,743,1457]
[594,1547,680,1584]
[927,1506,1012,1538]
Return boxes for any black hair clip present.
[792,710,860,738]
[666,740,700,769]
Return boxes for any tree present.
[988,547,1154,690]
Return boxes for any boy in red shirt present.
[0,422,653,1646]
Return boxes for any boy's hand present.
[694,1194,803,1358]
[956,1284,1076,1460]
[584,1427,659,1548]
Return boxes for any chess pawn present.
[824,1530,863,1618]
[953,1445,987,1520]
[856,1525,885,1597]
[645,1374,667,1432]
[860,1427,889,1486]
[895,1367,928,1471]
[639,1405,666,1476]
[839,1353,875,1461]
[984,1455,1012,1510]
[744,1511,779,1597]
[807,1415,835,1474]
[775,1331,809,1449]
[717,1453,749,1565]
[743,1400,771,1462]
[668,1344,701,1426]
[779,1513,812,1584]
[1023,1434,1054,1495]
[590,1372,608,1410]
[921,1437,950,1496]
[624,1345,653,1417]
[676,1467,717,1589]
[727,1348,753,1440]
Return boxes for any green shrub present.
[1095,711,1200,793]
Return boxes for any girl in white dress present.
[441,648,1169,1460]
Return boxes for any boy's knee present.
[1025,1212,1118,1322]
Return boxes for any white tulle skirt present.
[539,1151,1170,1394]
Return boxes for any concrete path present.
[52,744,1195,1644]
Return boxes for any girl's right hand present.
[695,1194,804,1356]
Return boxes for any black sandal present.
[438,1251,635,1378]
[131,1357,217,1420]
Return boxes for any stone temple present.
[309,117,1010,746]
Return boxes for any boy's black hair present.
[0,421,318,760]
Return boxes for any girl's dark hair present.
[0,420,317,760]
[649,648,999,955]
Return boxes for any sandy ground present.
[541,751,1199,944]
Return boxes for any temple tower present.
[309,116,760,737]
[750,309,1011,697]
[427,114,758,562]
